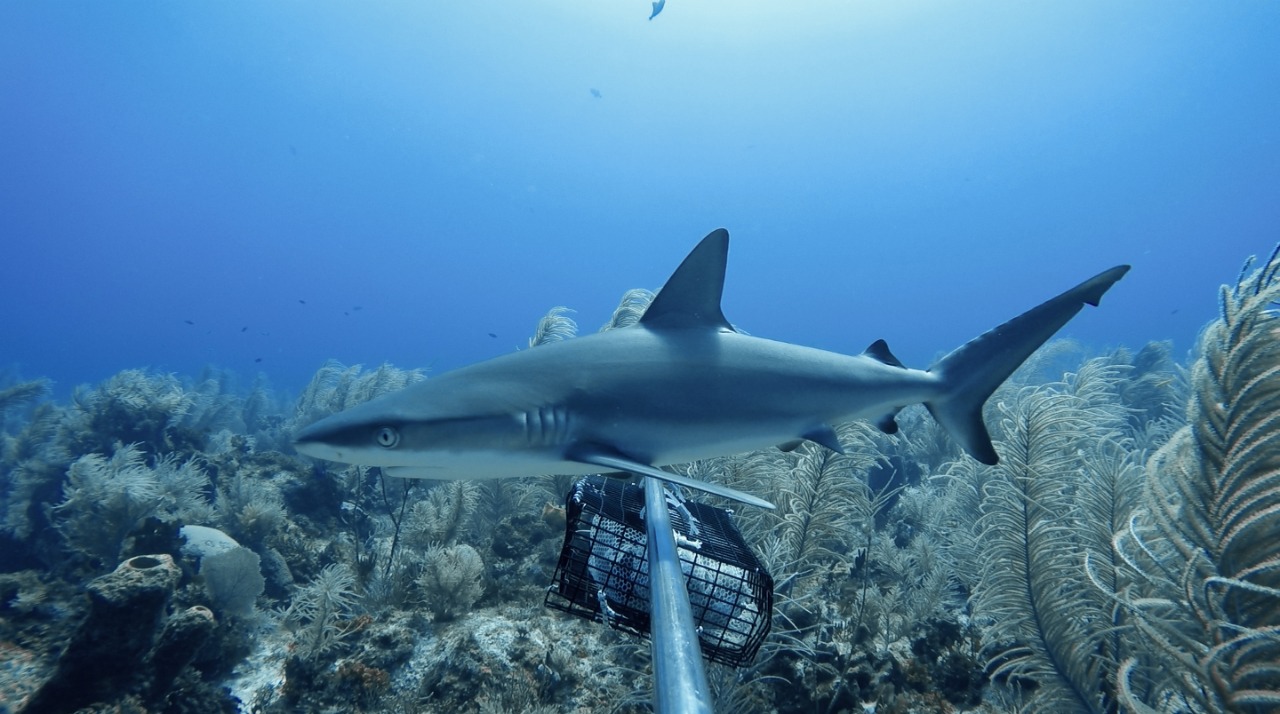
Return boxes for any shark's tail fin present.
[925,265,1130,464]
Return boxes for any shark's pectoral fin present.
[383,466,448,479]
[565,443,775,510]
[777,439,805,452]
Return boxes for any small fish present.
[241,326,248,332]
[255,357,263,363]
[344,311,350,316]
[299,299,307,305]
[353,305,363,311]
[184,320,195,325]
[488,332,497,338]
[590,88,602,99]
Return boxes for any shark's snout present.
[292,416,356,462]
[291,421,321,448]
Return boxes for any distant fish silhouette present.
[353,305,363,311]
[184,320,194,325]
[255,357,263,363]
[590,88,602,99]
[649,0,665,19]
[299,299,306,305]
[488,332,498,338]
[241,326,248,332]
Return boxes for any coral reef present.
[1,251,1276,713]
[1112,249,1280,712]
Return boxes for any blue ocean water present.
[2,1,1277,395]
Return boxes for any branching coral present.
[52,443,212,567]
[528,306,578,346]
[405,480,480,547]
[600,289,655,331]
[291,361,425,430]
[0,379,49,424]
[416,542,485,621]
[1115,248,1280,712]
[214,467,286,548]
[284,563,361,658]
[972,386,1135,714]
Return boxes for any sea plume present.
[1115,247,1280,712]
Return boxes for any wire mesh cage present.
[544,475,773,667]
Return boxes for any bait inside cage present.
[544,475,773,667]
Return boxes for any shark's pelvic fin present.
[776,426,845,453]
[873,413,901,435]
[566,442,776,510]
[639,228,734,331]
[926,264,1131,465]
[383,466,446,478]
[801,425,845,453]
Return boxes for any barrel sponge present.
[21,554,181,714]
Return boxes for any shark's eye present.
[375,427,400,448]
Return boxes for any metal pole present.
[644,477,713,714]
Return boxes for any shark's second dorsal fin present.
[864,339,906,368]
[640,229,733,331]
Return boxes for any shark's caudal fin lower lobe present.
[925,265,1130,464]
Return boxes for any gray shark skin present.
[294,229,1129,510]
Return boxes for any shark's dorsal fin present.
[640,229,733,331]
[864,339,906,368]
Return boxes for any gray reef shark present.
[294,229,1128,510]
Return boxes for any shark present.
[294,229,1128,510]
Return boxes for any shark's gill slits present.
[522,406,571,447]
